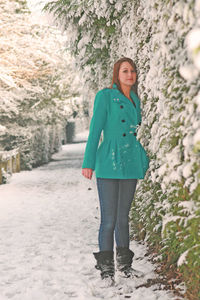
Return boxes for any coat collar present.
[112,83,137,108]
[112,83,118,89]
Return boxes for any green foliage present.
[15,0,28,13]
[0,0,83,169]
[44,0,132,82]
[179,245,200,300]
[132,178,200,299]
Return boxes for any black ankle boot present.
[93,251,115,282]
[116,247,138,278]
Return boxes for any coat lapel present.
[112,84,138,109]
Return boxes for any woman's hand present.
[82,168,93,180]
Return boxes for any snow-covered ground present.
[0,132,184,300]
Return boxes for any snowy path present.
[0,132,183,300]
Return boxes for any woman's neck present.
[120,84,131,100]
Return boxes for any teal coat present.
[82,84,149,179]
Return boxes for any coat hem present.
[95,171,144,179]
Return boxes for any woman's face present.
[118,61,136,87]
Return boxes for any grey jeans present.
[96,178,137,251]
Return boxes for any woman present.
[81,57,149,284]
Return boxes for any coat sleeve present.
[138,99,142,125]
[82,90,107,170]
[136,97,141,125]
[131,91,142,125]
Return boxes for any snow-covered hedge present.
[0,0,86,171]
[45,0,200,297]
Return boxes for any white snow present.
[0,132,183,300]
[177,250,189,267]
[179,64,199,81]
[178,201,197,213]
[161,215,183,238]
[0,125,7,135]
[182,162,193,178]
[193,128,200,144]
[186,28,200,69]
[195,0,200,12]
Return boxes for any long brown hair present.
[110,57,138,96]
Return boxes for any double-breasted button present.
[133,132,137,136]
[123,133,126,137]
[120,105,124,109]
[121,119,125,122]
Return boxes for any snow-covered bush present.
[0,0,85,170]
[44,0,200,298]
